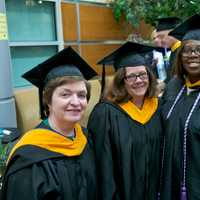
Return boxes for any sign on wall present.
[0,13,8,40]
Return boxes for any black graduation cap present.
[22,46,97,119]
[97,41,165,70]
[156,17,181,32]
[169,14,200,41]
[97,41,164,94]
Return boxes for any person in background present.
[151,28,167,80]
[147,29,162,79]
[88,42,163,200]
[151,29,163,47]
[155,17,182,82]
[150,28,167,96]
[160,14,200,200]
[144,28,167,96]
[0,47,97,200]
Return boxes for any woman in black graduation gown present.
[160,14,200,200]
[87,42,163,200]
[0,47,97,200]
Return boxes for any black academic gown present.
[87,100,163,200]
[160,78,200,200]
[0,122,97,200]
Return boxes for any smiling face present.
[124,66,149,99]
[181,40,200,82]
[48,80,88,125]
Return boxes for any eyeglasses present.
[182,46,200,56]
[124,72,148,82]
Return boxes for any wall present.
[61,2,153,75]
[12,1,152,132]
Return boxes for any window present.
[6,0,61,88]
[10,46,57,87]
[6,0,56,41]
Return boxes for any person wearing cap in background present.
[149,28,166,96]
[155,17,182,82]
[160,14,200,200]
[151,29,162,48]
[151,22,168,82]
[146,29,162,79]
[87,42,163,200]
[0,47,97,200]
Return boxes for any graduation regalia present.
[97,41,164,87]
[161,14,200,200]
[160,78,200,200]
[88,100,162,200]
[0,122,97,200]
[156,17,181,33]
[156,17,182,82]
[88,42,163,200]
[0,46,98,200]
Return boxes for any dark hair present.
[174,41,190,81]
[104,66,157,104]
[43,76,91,116]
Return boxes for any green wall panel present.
[10,46,57,88]
[6,0,56,41]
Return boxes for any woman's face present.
[182,40,200,81]
[48,81,88,124]
[124,66,149,99]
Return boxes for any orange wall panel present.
[61,3,78,41]
[80,44,120,75]
[61,2,152,42]
[64,45,79,53]
[79,4,134,41]
[138,20,154,39]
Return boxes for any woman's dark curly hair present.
[173,41,191,82]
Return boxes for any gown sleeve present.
[1,160,62,200]
[87,103,120,200]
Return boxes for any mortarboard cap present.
[169,14,200,41]
[97,41,164,70]
[97,42,164,95]
[22,46,97,119]
[156,17,181,32]
[22,46,97,85]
